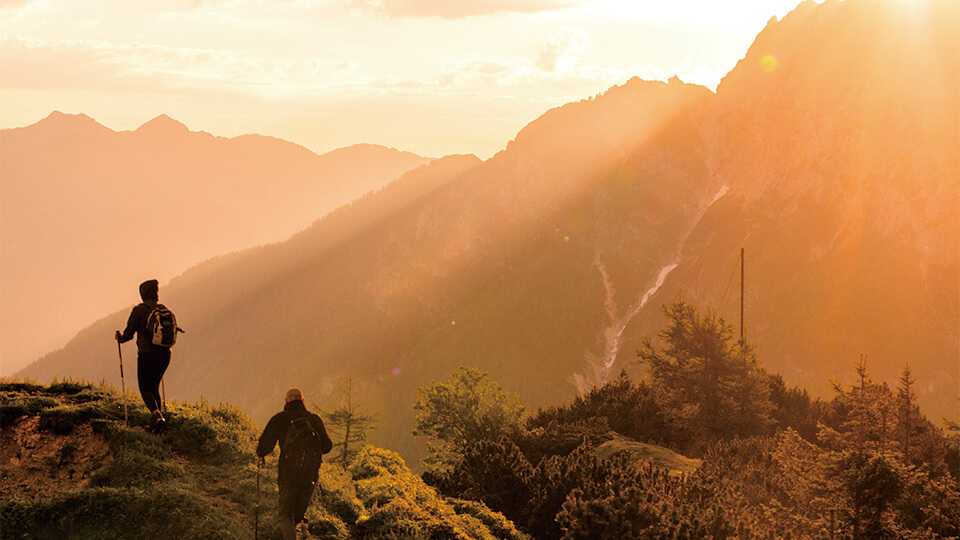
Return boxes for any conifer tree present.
[638,302,774,448]
[896,365,917,463]
[322,377,377,465]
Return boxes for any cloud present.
[536,31,587,73]
[351,0,578,18]
[0,0,28,8]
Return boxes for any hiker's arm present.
[117,306,141,343]
[313,414,334,455]
[256,416,281,457]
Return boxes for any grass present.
[593,434,703,475]
[1,381,526,540]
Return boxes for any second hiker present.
[257,388,333,540]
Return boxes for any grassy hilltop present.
[0,381,526,540]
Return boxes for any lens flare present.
[760,54,779,73]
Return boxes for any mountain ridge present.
[1,114,430,375]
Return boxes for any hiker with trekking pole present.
[115,279,182,432]
[257,388,333,540]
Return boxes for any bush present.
[0,395,58,427]
[556,456,734,540]
[89,452,184,488]
[159,402,255,462]
[348,446,516,539]
[448,499,529,540]
[46,380,93,396]
[0,487,249,540]
[305,506,351,540]
[38,404,105,434]
[318,464,366,524]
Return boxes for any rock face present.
[19,0,960,461]
[0,115,428,375]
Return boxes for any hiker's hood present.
[139,279,159,301]
[283,399,306,412]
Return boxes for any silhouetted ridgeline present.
[1,115,428,376]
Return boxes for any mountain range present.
[0,115,428,374]
[17,0,959,462]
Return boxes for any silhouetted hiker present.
[257,388,333,540]
[115,279,181,433]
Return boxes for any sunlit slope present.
[626,0,960,421]
[0,114,428,375]
[0,381,525,540]
[25,79,717,462]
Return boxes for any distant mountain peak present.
[33,110,109,132]
[136,114,190,136]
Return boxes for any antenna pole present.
[740,247,745,346]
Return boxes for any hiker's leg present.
[277,483,297,540]
[136,351,161,412]
[156,349,170,414]
[291,478,317,525]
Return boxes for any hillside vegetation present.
[0,382,524,540]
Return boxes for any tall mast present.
[740,247,745,346]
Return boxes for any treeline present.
[413,302,960,539]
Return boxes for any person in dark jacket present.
[115,279,169,432]
[257,388,333,540]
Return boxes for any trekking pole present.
[117,340,128,426]
[161,379,167,415]
[254,459,261,540]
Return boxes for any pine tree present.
[638,302,774,449]
[896,365,917,463]
[322,377,376,465]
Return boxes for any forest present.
[412,302,960,539]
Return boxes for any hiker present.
[115,279,180,432]
[257,388,333,540]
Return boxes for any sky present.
[0,0,809,158]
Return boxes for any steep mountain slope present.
[22,79,718,460]
[625,0,960,421]
[0,115,428,375]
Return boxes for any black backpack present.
[283,416,324,477]
[146,304,179,348]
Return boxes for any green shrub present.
[349,446,408,481]
[89,453,184,488]
[95,421,173,460]
[449,499,529,540]
[38,404,105,434]
[46,380,93,396]
[0,382,44,393]
[0,396,58,427]
[0,487,249,540]
[305,506,351,540]
[159,403,255,462]
[318,465,365,524]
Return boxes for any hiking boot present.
[149,411,166,433]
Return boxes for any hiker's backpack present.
[283,416,325,477]
[146,304,179,348]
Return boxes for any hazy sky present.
[0,0,808,157]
